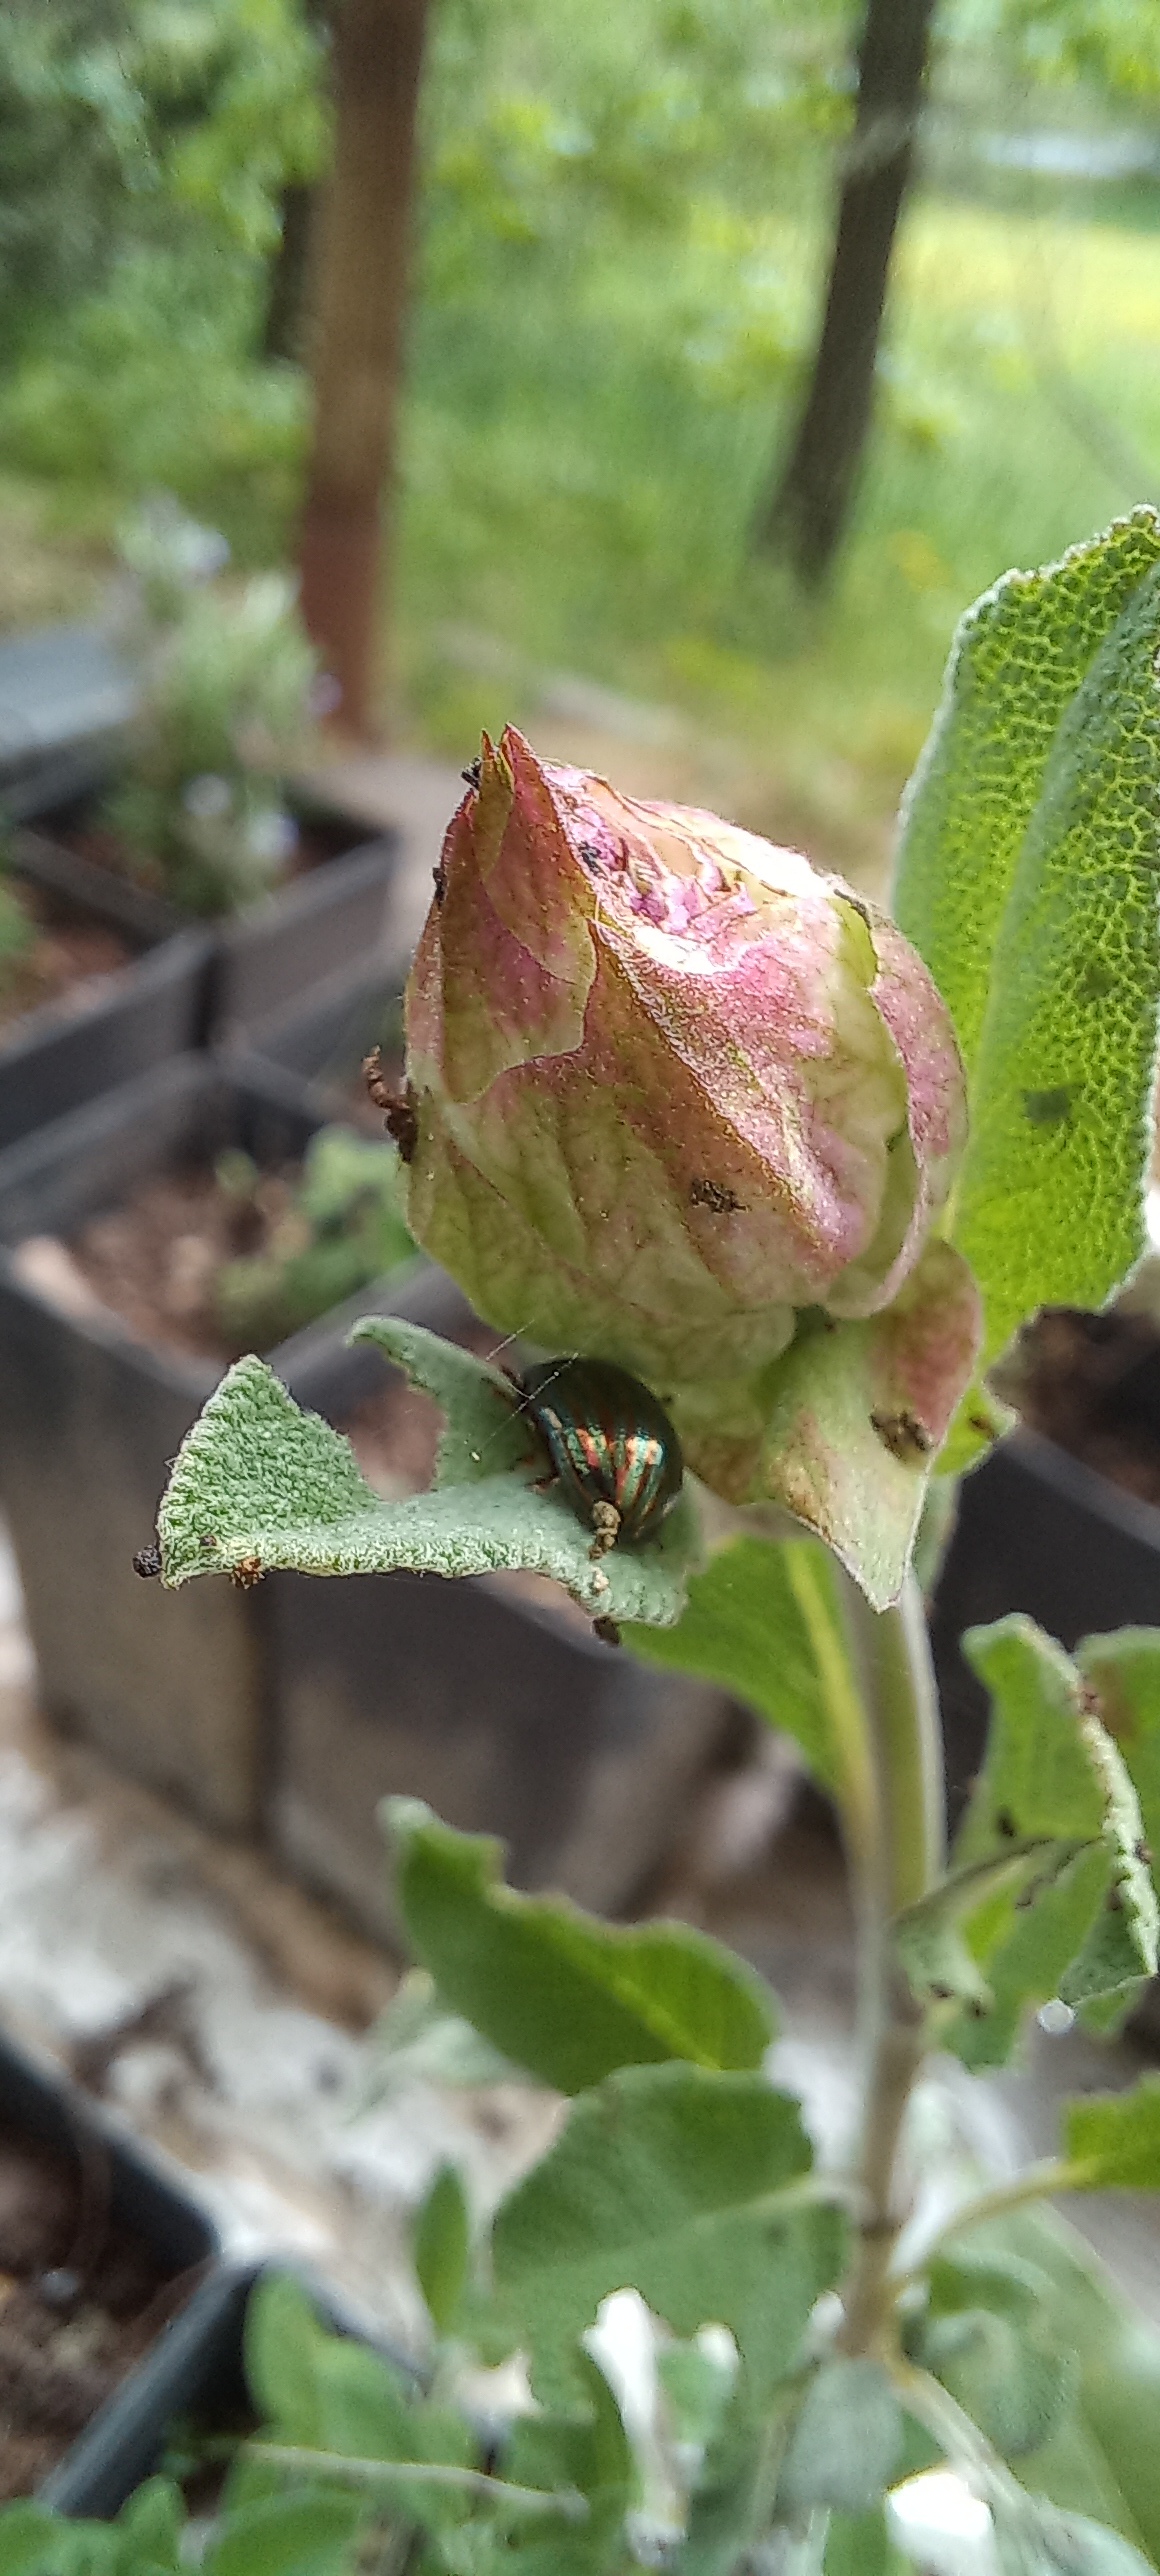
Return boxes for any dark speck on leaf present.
[461,757,482,788]
[690,1177,745,1214]
[1023,1086,1072,1128]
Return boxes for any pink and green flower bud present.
[403,729,979,1569]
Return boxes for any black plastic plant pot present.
[0,2023,218,2511]
[0,754,216,1156]
[45,2260,416,2522]
[0,1053,730,1913]
[930,1426,1160,1812]
[240,959,405,1112]
[0,624,135,823]
[0,1049,412,1833]
[7,777,399,1056]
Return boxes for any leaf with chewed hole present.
[157,1331,697,1628]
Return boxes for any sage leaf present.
[1064,2076,1160,2191]
[936,1619,1158,2062]
[389,1801,776,2093]
[779,2359,901,2515]
[157,1331,697,1627]
[895,511,1160,1452]
[491,2063,843,2404]
[413,2163,471,2335]
[626,1535,860,1804]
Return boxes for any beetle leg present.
[588,1500,621,1559]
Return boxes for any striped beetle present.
[515,1357,684,1558]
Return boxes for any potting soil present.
[1000,1307,1160,1510]
[0,2123,185,2498]
[0,882,131,1039]
[57,1157,312,1365]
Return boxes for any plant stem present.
[836,1571,945,2356]
[900,2157,1079,2282]
[250,2444,588,2520]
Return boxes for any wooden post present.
[299,0,430,740]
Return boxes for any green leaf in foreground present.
[740,1235,981,1610]
[1076,1628,1160,1874]
[894,509,1160,1444]
[921,2206,1160,2560]
[413,2163,471,2335]
[491,2063,843,2404]
[938,1618,1158,2062]
[625,1535,859,1803]
[779,2359,901,2516]
[157,1325,697,1627]
[1064,2077,1160,2191]
[389,1800,775,2094]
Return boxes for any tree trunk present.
[298,0,430,740]
[757,0,937,587]
[262,181,316,362]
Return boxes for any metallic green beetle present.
[516,1357,684,1557]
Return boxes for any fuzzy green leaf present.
[937,1619,1158,2060]
[826,2508,907,2575]
[894,1845,1070,2016]
[390,1801,776,2093]
[158,1335,697,1627]
[895,512,1160,1401]
[745,1237,982,1610]
[923,2205,1160,2560]
[894,510,1160,1080]
[204,2493,364,2576]
[1076,1629,1160,1873]
[491,2063,843,2404]
[413,2163,471,2334]
[1064,2077,1160,2191]
[779,2360,901,2516]
[626,1535,857,1800]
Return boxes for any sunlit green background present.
[3,0,1159,891]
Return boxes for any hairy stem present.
[251,2445,588,2519]
[836,1572,944,2355]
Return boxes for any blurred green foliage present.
[0,872,33,1002]
[105,496,319,916]
[2,0,1160,884]
[215,1125,415,1352]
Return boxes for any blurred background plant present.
[1,0,1159,879]
[214,1123,414,1349]
[0,870,33,1005]
[103,493,319,915]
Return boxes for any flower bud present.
[403,729,976,1538]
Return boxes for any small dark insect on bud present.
[133,1544,162,1580]
[928,1982,954,2003]
[995,1808,1018,1840]
[461,757,482,789]
[363,1049,419,1164]
[432,860,446,907]
[593,1615,622,1648]
[870,1407,933,1464]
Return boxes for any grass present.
[2,181,1159,897]
[394,185,1160,891]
